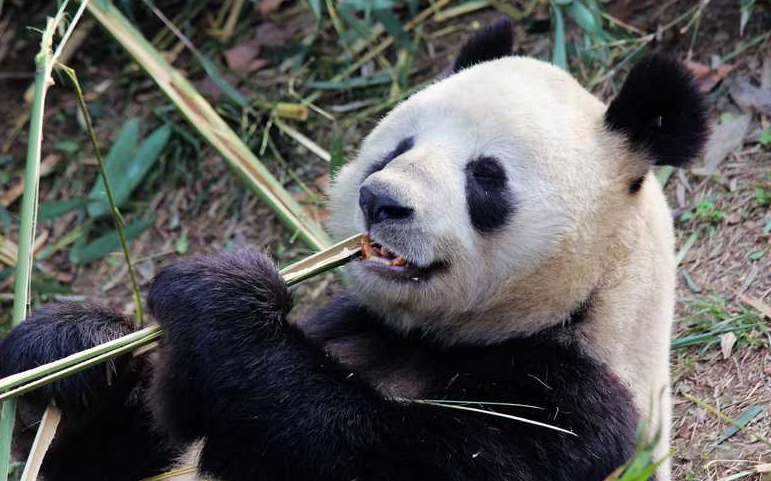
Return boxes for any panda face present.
[330,57,619,335]
[329,23,707,342]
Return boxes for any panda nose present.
[359,186,414,226]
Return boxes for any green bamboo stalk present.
[59,64,145,328]
[0,233,363,401]
[80,0,331,251]
[0,2,82,478]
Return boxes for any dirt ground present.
[0,0,770,479]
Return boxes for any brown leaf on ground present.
[692,114,752,176]
[254,22,292,48]
[223,41,261,73]
[0,154,60,207]
[685,60,735,92]
[198,77,223,100]
[725,211,741,224]
[739,294,771,319]
[258,0,289,15]
[761,55,771,91]
[727,76,771,116]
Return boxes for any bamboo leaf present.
[87,117,139,216]
[88,123,170,218]
[564,1,602,36]
[550,3,568,70]
[373,8,412,50]
[307,70,392,90]
[69,217,154,264]
[38,198,90,222]
[714,404,765,445]
[306,0,323,19]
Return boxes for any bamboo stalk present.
[80,0,331,251]
[0,233,363,402]
[18,406,62,481]
[0,2,81,478]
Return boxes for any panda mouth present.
[359,233,447,281]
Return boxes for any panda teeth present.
[360,233,409,267]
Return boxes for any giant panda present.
[0,19,707,481]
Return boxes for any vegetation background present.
[0,0,769,479]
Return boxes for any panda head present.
[329,20,708,343]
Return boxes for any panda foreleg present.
[147,250,527,481]
[0,302,176,481]
[0,302,138,415]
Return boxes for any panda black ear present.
[450,19,514,73]
[604,54,709,168]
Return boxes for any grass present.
[673,297,769,352]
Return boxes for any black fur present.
[0,302,134,413]
[0,251,643,480]
[367,136,414,177]
[605,54,709,167]
[147,250,638,480]
[451,18,514,73]
[0,303,175,480]
[465,156,515,233]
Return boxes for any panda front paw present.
[147,249,292,339]
[0,303,137,411]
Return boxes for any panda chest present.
[320,333,438,399]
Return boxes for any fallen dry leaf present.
[254,22,292,48]
[0,154,60,207]
[739,294,771,319]
[223,41,261,73]
[761,55,771,91]
[692,114,752,176]
[685,60,735,92]
[727,76,771,116]
[258,0,289,15]
[720,332,737,359]
[725,212,741,224]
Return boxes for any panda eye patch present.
[467,157,507,185]
[464,156,513,233]
[367,137,415,176]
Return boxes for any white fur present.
[330,56,675,480]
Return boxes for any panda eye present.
[467,157,506,185]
